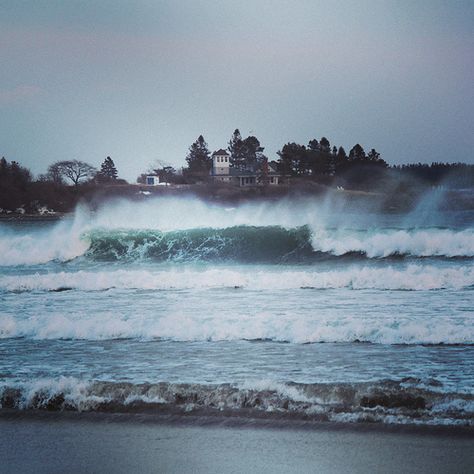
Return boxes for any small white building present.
[145,175,160,186]
[211,149,232,183]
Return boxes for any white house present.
[210,149,281,187]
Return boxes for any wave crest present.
[1,220,474,266]
[85,226,313,263]
[1,377,472,426]
[1,265,473,292]
[312,228,474,258]
[1,294,472,344]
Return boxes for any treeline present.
[179,130,474,189]
[174,130,388,185]
[0,156,126,214]
[1,131,474,214]
[276,139,474,189]
[392,162,474,187]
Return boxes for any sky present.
[0,0,473,181]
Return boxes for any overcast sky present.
[1,0,473,181]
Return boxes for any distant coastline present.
[1,182,473,221]
[2,139,474,218]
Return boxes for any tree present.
[0,157,7,174]
[305,137,334,175]
[334,146,348,174]
[349,144,366,161]
[185,135,211,174]
[0,157,32,211]
[97,156,118,182]
[228,129,246,169]
[367,148,387,167]
[319,137,331,153]
[0,158,32,187]
[228,131,264,170]
[277,143,307,175]
[153,165,176,184]
[48,160,96,186]
[336,147,347,160]
[42,164,64,185]
[242,136,260,157]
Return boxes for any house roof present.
[228,167,280,177]
[212,149,229,156]
[228,168,254,177]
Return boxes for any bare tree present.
[42,164,64,185]
[48,160,96,186]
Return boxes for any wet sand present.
[1,413,473,473]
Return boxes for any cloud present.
[0,85,43,104]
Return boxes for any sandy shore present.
[1,413,473,473]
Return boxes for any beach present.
[1,413,473,474]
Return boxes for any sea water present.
[0,196,473,425]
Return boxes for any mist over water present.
[0,196,473,266]
[0,195,473,425]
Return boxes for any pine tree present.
[241,136,261,170]
[319,137,331,153]
[97,156,118,182]
[337,147,347,160]
[335,147,348,174]
[277,143,307,175]
[367,149,388,167]
[349,144,366,161]
[228,129,246,169]
[186,135,211,173]
[228,130,264,170]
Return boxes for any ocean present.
[0,195,473,426]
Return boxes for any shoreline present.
[2,409,473,437]
[1,410,473,474]
[0,212,71,221]
[0,184,473,220]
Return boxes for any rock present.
[1,388,21,408]
[45,394,66,411]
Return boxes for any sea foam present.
[1,291,472,344]
[0,265,473,292]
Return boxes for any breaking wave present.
[1,377,472,426]
[1,265,474,292]
[85,226,313,263]
[0,222,88,266]
[311,227,474,259]
[1,224,473,266]
[85,226,474,263]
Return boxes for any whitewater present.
[0,196,473,426]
